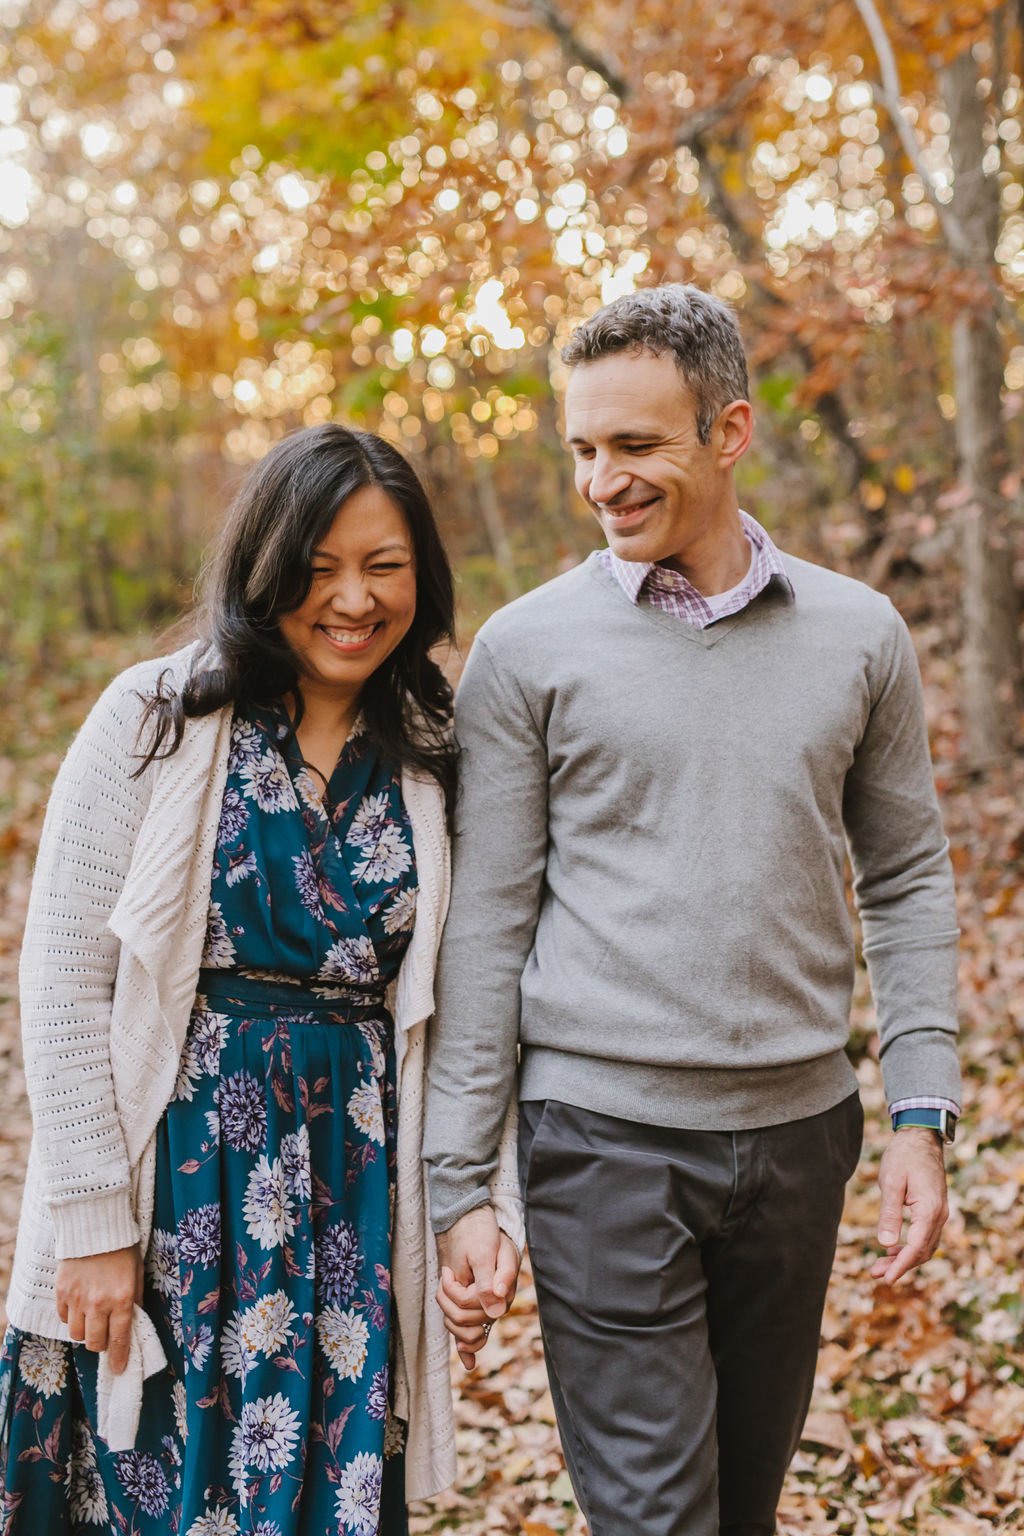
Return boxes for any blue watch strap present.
[891,1107,956,1143]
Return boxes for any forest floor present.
[0,609,1022,1535]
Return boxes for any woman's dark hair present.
[137,423,458,817]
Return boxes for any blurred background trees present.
[1,0,1022,758]
[3,17,1023,1531]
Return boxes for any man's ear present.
[715,400,754,468]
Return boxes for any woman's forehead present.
[314,486,413,554]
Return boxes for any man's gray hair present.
[561,284,749,444]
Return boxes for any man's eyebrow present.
[565,428,664,445]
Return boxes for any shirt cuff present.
[889,1095,961,1116]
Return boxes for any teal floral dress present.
[0,705,418,1536]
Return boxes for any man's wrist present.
[893,1124,945,1150]
[431,1193,495,1239]
[891,1107,956,1144]
[436,1200,495,1238]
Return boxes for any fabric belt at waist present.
[196,967,389,1020]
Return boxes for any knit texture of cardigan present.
[9,642,523,1498]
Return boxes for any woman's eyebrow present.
[311,541,411,560]
[366,542,412,557]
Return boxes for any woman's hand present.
[55,1246,143,1375]
[435,1217,521,1370]
[436,1267,495,1370]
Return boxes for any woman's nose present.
[328,577,376,616]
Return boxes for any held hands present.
[55,1246,143,1375]
[872,1128,949,1286]
[435,1205,521,1370]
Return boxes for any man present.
[423,285,960,1536]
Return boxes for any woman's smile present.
[317,620,384,652]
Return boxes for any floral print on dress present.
[0,705,415,1535]
[201,707,416,986]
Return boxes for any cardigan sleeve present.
[19,670,158,1260]
[489,1096,525,1254]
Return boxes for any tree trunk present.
[536,392,587,565]
[942,43,1022,761]
[94,532,121,630]
[473,459,521,602]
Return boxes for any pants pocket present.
[837,1090,865,1181]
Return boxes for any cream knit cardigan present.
[8,643,524,1500]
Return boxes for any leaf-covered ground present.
[0,628,1021,1534]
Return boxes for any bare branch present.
[852,0,974,259]
[685,135,760,266]
[682,133,873,488]
[991,3,1010,116]
[674,73,761,151]
[466,0,539,28]
[528,0,873,492]
[527,0,629,98]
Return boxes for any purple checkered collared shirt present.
[598,510,792,627]
[598,510,960,1121]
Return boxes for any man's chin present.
[605,529,666,564]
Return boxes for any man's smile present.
[597,494,662,526]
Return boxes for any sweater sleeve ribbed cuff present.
[878,1030,962,1114]
[49,1190,141,1261]
[428,1179,494,1237]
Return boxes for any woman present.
[1,424,523,1533]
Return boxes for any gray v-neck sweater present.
[425,553,960,1231]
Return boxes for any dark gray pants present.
[518,1093,864,1536]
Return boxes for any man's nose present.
[586,453,632,506]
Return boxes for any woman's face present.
[276,484,417,700]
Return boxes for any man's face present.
[564,347,739,568]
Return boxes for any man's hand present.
[435,1205,521,1369]
[872,1129,948,1285]
[55,1246,143,1374]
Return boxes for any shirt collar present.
[602,511,793,608]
